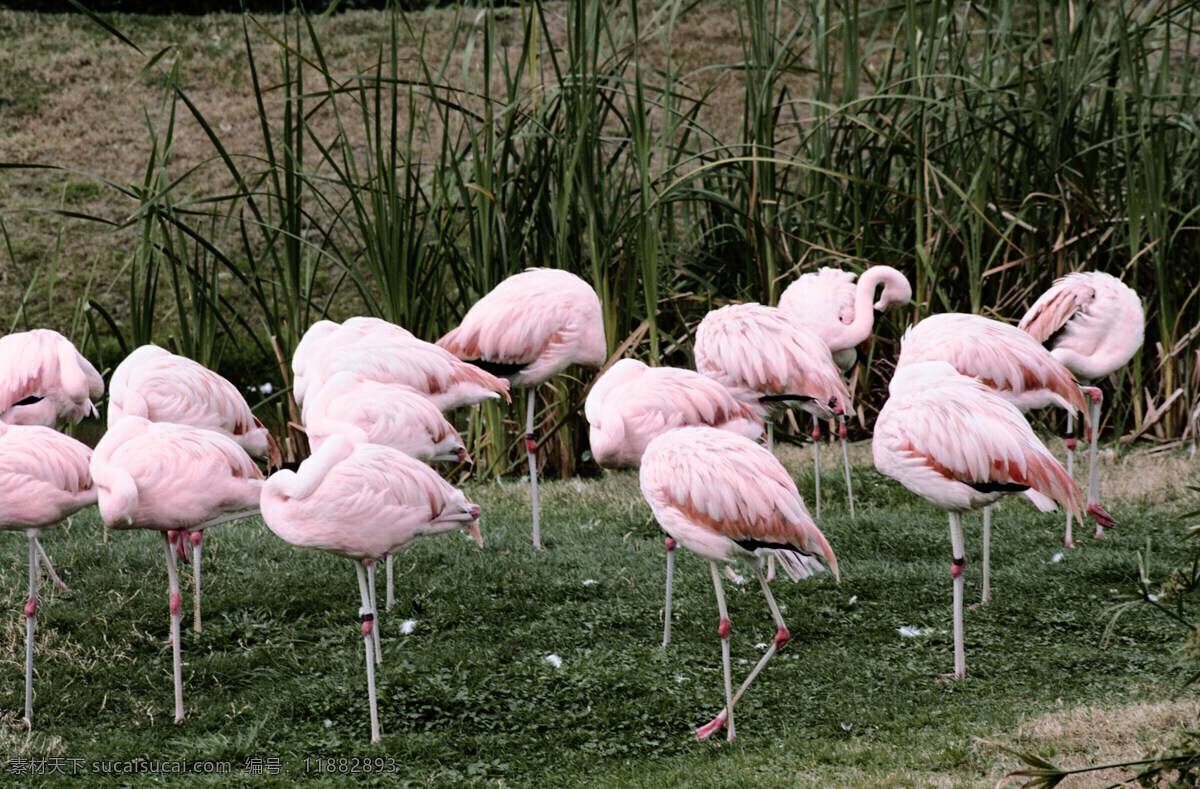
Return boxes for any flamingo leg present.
[25,529,38,727]
[385,553,395,611]
[34,536,69,593]
[696,561,735,741]
[839,416,854,518]
[527,388,542,550]
[192,531,203,633]
[980,506,992,605]
[1064,411,1076,548]
[948,512,966,679]
[355,562,381,743]
[162,531,185,723]
[662,537,676,648]
[811,416,821,520]
[1087,391,1103,538]
[366,559,382,665]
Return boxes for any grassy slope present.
[1,441,1195,787]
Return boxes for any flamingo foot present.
[968,598,990,610]
[695,712,727,740]
[1065,538,1076,548]
[936,670,966,682]
[1087,503,1116,529]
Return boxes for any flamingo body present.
[437,269,606,388]
[293,317,509,411]
[302,371,467,462]
[585,359,763,469]
[109,345,276,462]
[1018,272,1144,382]
[694,304,849,419]
[0,329,103,426]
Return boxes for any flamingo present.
[0,423,96,727]
[302,370,470,611]
[873,361,1087,679]
[261,435,483,743]
[584,358,766,646]
[292,317,510,411]
[438,268,606,549]
[896,312,1116,601]
[90,417,264,723]
[779,265,913,516]
[0,329,103,591]
[693,303,850,518]
[639,426,837,740]
[0,328,104,427]
[1018,272,1145,543]
[108,344,281,632]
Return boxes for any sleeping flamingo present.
[639,426,837,740]
[91,417,264,723]
[0,423,96,727]
[896,312,1114,601]
[694,303,850,518]
[438,269,606,549]
[109,344,281,631]
[584,358,765,645]
[261,435,483,743]
[0,328,104,427]
[873,361,1087,678]
[1018,272,1144,543]
[779,265,913,514]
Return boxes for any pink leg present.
[1083,389,1115,537]
[1064,411,1076,548]
[24,530,38,727]
[526,389,542,550]
[162,532,185,723]
[355,562,381,742]
[192,531,203,633]
[696,561,735,741]
[943,513,966,680]
[663,538,676,648]
[811,416,821,520]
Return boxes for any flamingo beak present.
[466,522,483,548]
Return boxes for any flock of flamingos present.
[0,266,1143,743]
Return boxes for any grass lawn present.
[1,440,1195,787]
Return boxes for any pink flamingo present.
[585,358,764,646]
[897,312,1116,602]
[261,435,483,743]
[779,265,913,515]
[1019,272,1144,543]
[873,361,1086,679]
[108,344,281,632]
[694,303,850,518]
[0,329,104,427]
[91,417,264,723]
[302,370,471,611]
[586,359,765,644]
[0,329,103,590]
[438,269,606,549]
[639,426,838,741]
[0,423,96,727]
[292,317,510,412]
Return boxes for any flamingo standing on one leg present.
[261,435,483,743]
[873,361,1089,679]
[1018,272,1145,543]
[108,344,283,632]
[779,265,913,516]
[303,370,470,617]
[895,312,1115,602]
[693,303,850,520]
[438,269,606,549]
[584,358,766,646]
[0,423,96,727]
[0,328,104,591]
[639,426,838,740]
[90,417,264,724]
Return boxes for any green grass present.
[1,445,1193,786]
